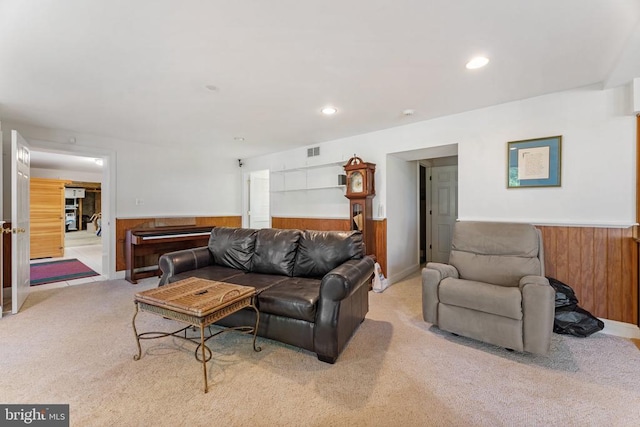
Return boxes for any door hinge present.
[429,210,432,215]
[429,175,432,181]
[429,244,432,249]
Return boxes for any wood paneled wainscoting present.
[537,225,638,325]
[115,216,241,272]
[271,217,387,276]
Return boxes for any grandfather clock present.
[344,156,376,254]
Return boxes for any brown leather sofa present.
[159,227,374,363]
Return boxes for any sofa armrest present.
[422,263,459,324]
[314,256,374,363]
[519,275,555,355]
[158,246,214,286]
[319,256,375,301]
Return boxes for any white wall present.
[1,123,243,220]
[386,154,419,282]
[244,84,637,281]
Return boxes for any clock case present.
[343,156,376,254]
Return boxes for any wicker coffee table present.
[132,277,261,393]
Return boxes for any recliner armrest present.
[422,263,459,324]
[425,262,459,281]
[519,275,555,355]
[519,275,549,288]
[158,246,214,286]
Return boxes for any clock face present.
[349,171,364,193]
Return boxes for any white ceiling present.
[2,0,640,170]
[29,151,103,173]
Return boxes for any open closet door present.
[11,130,31,313]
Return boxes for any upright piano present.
[125,225,214,284]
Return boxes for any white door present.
[248,170,270,229]
[11,130,31,313]
[430,165,458,263]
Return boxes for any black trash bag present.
[549,277,578,310]
[547,277,604,337]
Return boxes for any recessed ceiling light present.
[234,137,245,142]
[205,85,218,91]
[402,109,415,116]
[94,158,104,166]
[466,56,490,70]
[321,106,337,115]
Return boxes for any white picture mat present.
[517,146,550,180]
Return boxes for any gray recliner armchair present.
[422,221,555,354]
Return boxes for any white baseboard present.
[388,264,421,285]
[600,318,640,339]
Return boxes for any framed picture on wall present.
[507,135,562,188]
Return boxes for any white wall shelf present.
[271,160,345,174]
[272,185,346,193]
[270,161,346,193]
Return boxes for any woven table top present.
[135,277,255,317]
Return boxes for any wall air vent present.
[307,147,320,157]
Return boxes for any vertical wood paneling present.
[271,217,350,231]
[580,227,595,312]
[538,225,637,325]
[621,227,637,325]
[567,227,582,301]
[607,228,623,320]
[555,227,569,281]
[541,227,557,278]
[593,228,609,319]
[373,219,387,276]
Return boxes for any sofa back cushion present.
[251,228,302,276]
[449,221,543,287]
[208,227,257,272]
[293,230,364,278]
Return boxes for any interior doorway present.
[28,148,111,283]
[244,169,270,229]
[419,156,458,264]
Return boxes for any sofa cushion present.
[439,277,523,320]
[208,227,257,271]
[223,272,288,294]
[257,277,322,322]
[251,228,302,276]
[168,265,245,284]
[293,230,364,278]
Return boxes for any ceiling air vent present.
[307,147,320,157]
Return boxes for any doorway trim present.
[28,142,116,279]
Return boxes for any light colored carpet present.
[1,273,640,426]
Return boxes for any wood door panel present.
[30,178,67,259]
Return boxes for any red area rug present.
[30,258,99,286]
